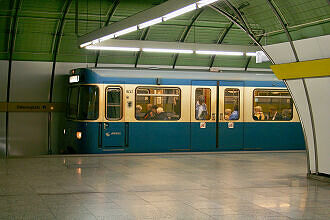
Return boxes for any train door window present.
[135,87,181,120]
[77,86,99,120]
[195,88,211,120]
[67,86,79,119]
[224,88,240,120]
[106,87,122,120]
[253,89,293,121]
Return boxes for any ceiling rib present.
[266,0,299,62]
[172,9,204,69]
[135,27,151,68]
[224,0,250,33]
[208,4,274,64]
[49,0,73,102]
[95,0,120,67]
[209,22,233,69]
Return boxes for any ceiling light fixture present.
[86,46,140,52]
[79,0,221,48]
[246,52,257,56]
[142,48,194,54]
[196,50,244,56]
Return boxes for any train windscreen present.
[67,85,99,120]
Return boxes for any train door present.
[218,81,244,150]
[191,81,218,151]
[102,86,128,148]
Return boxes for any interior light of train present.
[69,75,79,83]
[196,51,244,56]
[86,46,140,51]
[138,17,163,29]
[79,1,220,48]
[142,48,194,54]
[76,132,82,140]
[163,4,197,21]
[246,52,257,56]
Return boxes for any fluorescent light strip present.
[142,48,194,53]
[163,3,197,21]
[246,52,257,56]
[80,1,220,47]
[114,26,138,37]
[196,50,244,56]
[138,17,163,29]
[86,46,140,52]
[197,0,219,8]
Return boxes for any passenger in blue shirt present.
[229,105,239,120]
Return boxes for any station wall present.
[265,35,330,175]
[0,61,93,157]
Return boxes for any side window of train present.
[195,88,211,120]
[253,89,293,121]
[106,87,122,120]
[224,88,240,120]
[135,87,181,120]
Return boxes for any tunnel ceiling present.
[0,0,329,69]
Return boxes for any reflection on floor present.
[0,152,329,219]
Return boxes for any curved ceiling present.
[0,0,329,70]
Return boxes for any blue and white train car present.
[63,68,305,154]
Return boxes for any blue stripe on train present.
[63,121,305,153]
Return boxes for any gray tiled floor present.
[0,152,329,219]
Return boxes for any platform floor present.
[0,152,329,220]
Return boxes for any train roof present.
[88,68,279,81]
[70,68,284,87]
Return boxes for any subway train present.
[62,68,305,154]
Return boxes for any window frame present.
[195,88,211,121]
[252,89,293,121]
[135,86,182,121]
[105,86,123,121]
[223,88,240,121]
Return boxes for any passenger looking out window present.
[195,88,211,120]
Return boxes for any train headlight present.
[63,129,66,135]
[76,131,82,140]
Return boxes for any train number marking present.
[126,90,133,93]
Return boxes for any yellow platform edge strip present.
[271,58,330,80]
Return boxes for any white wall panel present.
[264,42,296,64]
[286,79,316,173]
[8,113,48,156]
[0,60,8,102]
[10,61,52,102]
[294,35,330,61]
[8,61,52,156]
[305,77,330,174]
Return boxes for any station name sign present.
[0,102,66,112]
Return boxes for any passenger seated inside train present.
[269,108,281,121]
[253,106,265,120]
[229,105,239,120]
[195,95,208,120]
[224,109,232,120]
[281,109,292,120]
[155,107,168,120]
[144,105,157,120]
[135,105,144,119]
